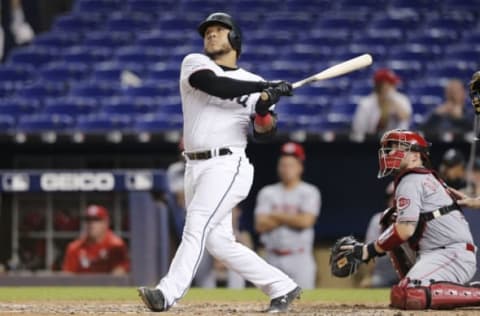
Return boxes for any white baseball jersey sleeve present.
[255,182,321,250]
[180,53,266,152]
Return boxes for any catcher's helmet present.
[378,129,430,178]
[198,12,242,56]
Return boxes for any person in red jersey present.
[62,205,130,275]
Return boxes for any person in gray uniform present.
[255,142,321,289]
[336,129,479,310]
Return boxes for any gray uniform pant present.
[266,251,316,289]
[407,243,477,286]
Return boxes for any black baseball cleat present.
[266,286,302,313]
[138,287,167,312]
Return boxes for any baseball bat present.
[292,54,373,89]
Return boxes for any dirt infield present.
[1,301,480,316]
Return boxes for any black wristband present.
[366,242,381,261]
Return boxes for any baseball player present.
[255,142,321,289]
[332,129,479,310]
[138,12,301,313]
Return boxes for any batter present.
[138,12,300,313]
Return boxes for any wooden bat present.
[292,54,373,89]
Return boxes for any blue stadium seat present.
[126,0,173,14]
[63,46,112,64]
[74,0,125,13]
[52,14,101,34]
[0,82,23,98]
[230,0,278,13]
[329,98,358,116]
[350,83,373,98]
[32,32,82,50]
[105,12,153,33]
[134,113,182,132]
[70,82,120,98]
[391,0,441,10]
[83,31,133,49]
[146,63,180,81]
[407,82,445,100]
[426,61,476,81]
[282,44,333,63]
[8,47,56,67]
[39,62,90,83]
[385,60,424,81]
[101,96,157,115]
[17,114,74,132]
[300,29,350,46]
[0,97,41,116]
[263,14,314,32]
[407,29,459,46]
[285,0,331,11]
[43,97,97,116]
[338,0,387,9]
[426,12,476,30]
[442,0,480,11]
[354,29,404,46]
[314,15,366,30]
[122,81,174,98]
[0,64,35,83]
[369,15,420,30]
[92,61,145,82]
[76,114,132,132]
[0,115,15,131]
[114,45,169,64]
[136,30,192,48]
[16,82,67,99]
[389,44,434,62]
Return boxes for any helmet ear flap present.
[228,29,241,56]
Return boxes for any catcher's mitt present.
[329,235,364,278]
[470,71,480,114]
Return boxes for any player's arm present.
[189,69,278,99]
[269,212,317,229]
[62,244,79,273]
[450,187,480,209]
[255,214,281,233]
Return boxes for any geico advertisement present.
[40,172,115,191]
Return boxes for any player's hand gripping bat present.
[292,54,373,89]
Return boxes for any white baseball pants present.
[157,148,297,307]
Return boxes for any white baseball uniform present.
[255,181,321,289]
[156,53,297,307]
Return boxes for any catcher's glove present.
[469,71,480,114]
[329,235,364,278]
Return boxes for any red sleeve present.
[109,243,130,272]
[62,243,79,273]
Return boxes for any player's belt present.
[270,248,305,256]
[184,148,233,160]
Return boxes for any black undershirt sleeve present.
[189,69,267,99]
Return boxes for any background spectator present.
[439,148,467,190]
[255,142,321,289]
[62,205,130,275]
[351,68,412,142]
[421,79,472,138]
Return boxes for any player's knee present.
[390,278,429,310]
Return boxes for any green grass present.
[0,287,389,303]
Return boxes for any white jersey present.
[180,53,264,152]
[255,182,321,251]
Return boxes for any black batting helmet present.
[197,12,242,56]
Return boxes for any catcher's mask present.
[378,129,430,178]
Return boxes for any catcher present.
[331,128,479,310]
[331,72,480,311]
